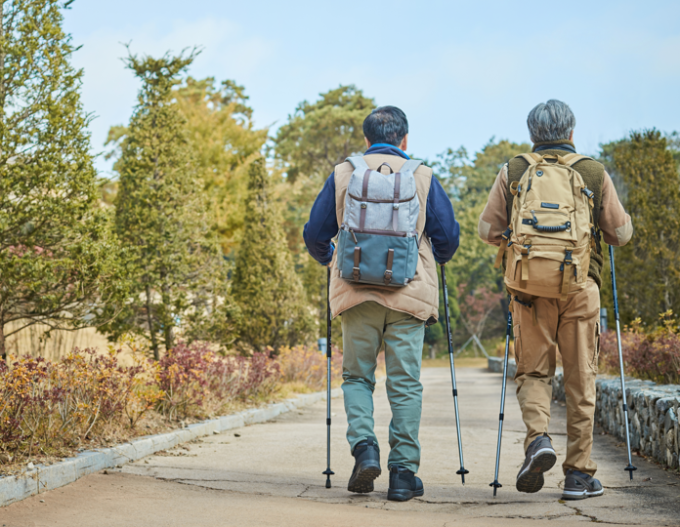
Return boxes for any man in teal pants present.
[304,106,460,501]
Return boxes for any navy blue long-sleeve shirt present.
[303,144,460,265]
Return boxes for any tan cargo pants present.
[512,278,600,476]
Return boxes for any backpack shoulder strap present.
[347,156,370,171]
[516,153,542,165]
[562,153,593,167]
[398,159,423,174]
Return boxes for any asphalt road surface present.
[3,366,679,526]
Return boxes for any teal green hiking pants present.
[341,301,425,473]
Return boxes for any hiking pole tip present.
[323,469,335,488]
[490,480,501,497]
[625,464,637,480]
[457,467,470,485]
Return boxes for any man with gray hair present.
[478,99,632,500]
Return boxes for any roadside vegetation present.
[0,342,343,474]
[599,311,680,385]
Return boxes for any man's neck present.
[532,140,576,154]
[366,143,409,158]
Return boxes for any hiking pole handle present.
[608,245,637,480]
[440,263,469,484]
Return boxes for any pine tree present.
[601,130,680,324]
[0,0,122,358]
[231,158,313,352]
[104,50,233,359]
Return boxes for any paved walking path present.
[3,367,679,526]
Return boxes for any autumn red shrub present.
[599,312,680,384]
[154,342,280,419]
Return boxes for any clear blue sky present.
[63,0,680,175]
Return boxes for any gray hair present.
[526,99,576,143]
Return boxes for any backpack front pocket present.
[338,230,417,287]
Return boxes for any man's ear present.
[400,134,408,151]
[569,130,574,141]
[364,137,371,149]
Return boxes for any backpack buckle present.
[383,270,393,285]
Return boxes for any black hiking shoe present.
[516,433,557,493]
[347,437,381,493]
[562,470,604,500]
[387,465,424,502]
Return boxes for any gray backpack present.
[336,156,422,287]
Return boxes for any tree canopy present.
[600,130,680,325]
[0,0,122,358]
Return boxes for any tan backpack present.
[494,153,597,300]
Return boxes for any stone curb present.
[488,357,680,471]
[0,387,343,507]
[487,356,517,379]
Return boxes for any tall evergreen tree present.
[231,158,313,352]
[106,77,269,256]
[104,50,233,359]
[601,130,680,324]
[0,0,121,358]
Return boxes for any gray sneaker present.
[562,470,604,500]
[516,433,557,493]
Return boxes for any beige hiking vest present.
[329,154,438,322]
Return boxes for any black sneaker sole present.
[516,451,557,493]
[347,462,381,494]
[387,487,425,502]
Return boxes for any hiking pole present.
[440,264,469,484]
[322,265,335,488]
[490,309,512,496]
[609,245,637,480]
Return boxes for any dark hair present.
[363,106,408,147]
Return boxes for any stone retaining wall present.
[553,373,679,471]
[487,357,680,471]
